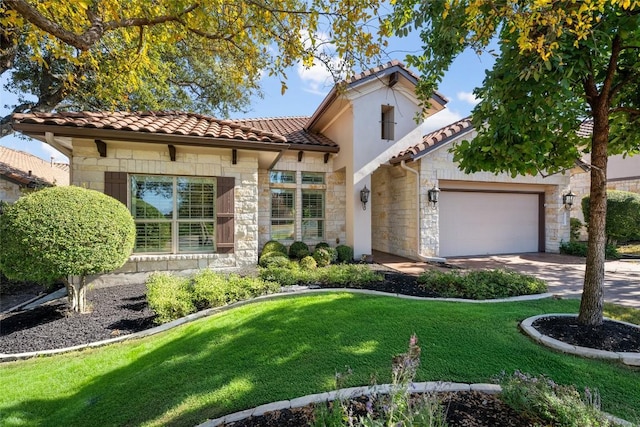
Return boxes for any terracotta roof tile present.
[12,111,289,144]
[231,117,338,148]
[577,121,593,137]
[391,117,474,163]
[0,145,69,187]
[344,60,420,85]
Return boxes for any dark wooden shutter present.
[216,177,235,253]
[104,172,128,205]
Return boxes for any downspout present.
[399,160,446,263]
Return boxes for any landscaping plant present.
[146,270,279,323]
[259,263,383,287]
[582,191,640,245]
[313,248,332,267]
[417,269,547,299]
[336,245,354,263]
[261,240,288,257]
[289,241,311,260]
[499,371,614,426]
[0,186,135,312]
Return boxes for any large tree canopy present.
[0,0,386,135]
[388,0,640,325]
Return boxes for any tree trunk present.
[67,275,88,313]
[578,111,609,326]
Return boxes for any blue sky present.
[0,32,496,163]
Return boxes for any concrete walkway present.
[373,251,640,308]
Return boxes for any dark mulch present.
[225,391,541,427]
[0,283,155,354]
[533,315,640,352]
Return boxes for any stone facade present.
[257,151,346,253]
[371,164,418,258]
[0,178,23,203]
[71,138,260,280]
[371,131,571,260]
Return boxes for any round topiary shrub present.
[326,247,338,263]
[312,248,331,267]
[261,240,288,256]
[299,255,317,270]
[259,251,291,268]
[289,241,310,260]
[0,186,135,312]
[336,245,354,263]
[314,242,330,251]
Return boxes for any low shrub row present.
[560,241,620,259]
[259,240,354,268]
[417,269,548,300]
[146,271,279,323]
[259,263,383,287]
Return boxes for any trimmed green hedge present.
[417,269,547,299]
[582,190,640,244]
[146,270,280,323]
[259,263,383,287]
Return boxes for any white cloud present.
[422,109,464,134]
[296,30,342,96]
[456,91,480,106]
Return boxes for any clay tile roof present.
[231,117,338,148]
[344,59,420,85]
[577,120,593,137]
[391,117,474,164]
[0,145,69,187]
[11,111,289,144]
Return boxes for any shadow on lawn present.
[3,294,640,427]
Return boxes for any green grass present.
[1,294,639,427]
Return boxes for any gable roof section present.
[0,145,69,187]
[305,60,449,132]
[12,111,339,153]
[390,117,474,164]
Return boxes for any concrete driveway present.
[374,251,640,308]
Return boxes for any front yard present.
[1,294,639,426]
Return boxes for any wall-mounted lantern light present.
[427,185,440,207]
[562,190,576,210]
[360,185,370,210]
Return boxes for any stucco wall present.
[257,151,346,252]
[0,178,22,203]
[71,138,260,281]
[371,164,417,258]
[417,133,571,257]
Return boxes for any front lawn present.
[1,294,639,427]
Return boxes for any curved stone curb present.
[0,288,552,362]
[195,382,500,427]
[520,314,640,367]
[195,382,635,427]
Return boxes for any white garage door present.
[439,191,541,257]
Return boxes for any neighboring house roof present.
[12,111,340,153]
[0,145,69,187]
[390,117,474,164]
[577,121,593,138]
[231,117,338,149]
[305,60,449,131]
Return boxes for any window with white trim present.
[131,175,216,253]
[270,171,325,241]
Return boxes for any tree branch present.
[5,0,198,51]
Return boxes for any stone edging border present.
[520,314,640,367]
[0,288,553,362]
[195,382,635,427]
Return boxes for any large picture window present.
[131,175,216,254]
[270,171,325,242]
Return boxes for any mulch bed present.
[225,391,541,427]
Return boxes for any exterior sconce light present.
[427,185,440,207]
[563,190,576,210]
[360,185,371,210]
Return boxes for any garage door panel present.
[439,191,540,257]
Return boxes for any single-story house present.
[0,145,70,203]
[11,61,570,283]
